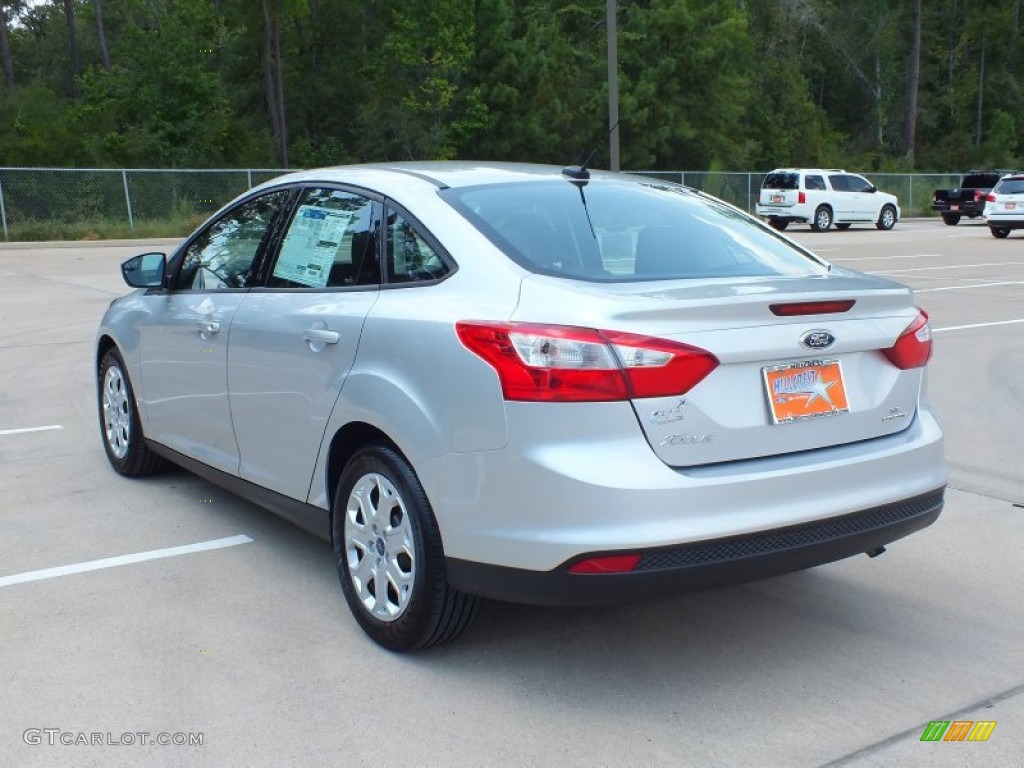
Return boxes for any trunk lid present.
[513,271,925,467]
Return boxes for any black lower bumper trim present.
[446,488,944,606]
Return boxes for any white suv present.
[756,169,900,232]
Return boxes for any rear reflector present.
[882,309,932,369]
[770,300,856,316]
[568,555,642,574]
[456,322,718,402]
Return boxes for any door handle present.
[303,328,340,345]
[196,320,220,334]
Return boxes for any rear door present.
[827,174,855,219]
[227,187,382,500]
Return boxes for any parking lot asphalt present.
[1,220,1021,767]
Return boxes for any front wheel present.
[991,227,1011,239]
[333,443,480,651]
[97,349,167,476]
[941,213,961,225]
[876,205,897,231]
[811,206,833,231]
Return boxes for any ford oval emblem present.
[800,329,835,350]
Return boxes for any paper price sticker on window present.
[762,359,849,424]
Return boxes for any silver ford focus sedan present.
[96,163,946,651]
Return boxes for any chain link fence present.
[0,168,288,241]
[0,167,974,241]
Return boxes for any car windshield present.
[995,179,1024,195]
[441,179,825,282]
[762,172,799,190]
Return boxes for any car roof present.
[766,168,847,174]
[255,161,629,196]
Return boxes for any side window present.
[176,190,290,291]
[805,175,826,191]
[828,175,849,192]
[268,188,380,289]
[848,175,874,193]
[386,207,450,284]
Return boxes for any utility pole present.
[607,0,620,171]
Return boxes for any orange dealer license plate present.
[762,359,849,424]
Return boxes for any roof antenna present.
[563,121,619,183]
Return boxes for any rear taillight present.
[882,309,932,369]
[975,190,983,202]
[455,322,719,402]
[798,191,806,204]
[986,193,996,203]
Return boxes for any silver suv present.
[97,163,944,650]
[756,168,901,232]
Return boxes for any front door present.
[136,189,293,474]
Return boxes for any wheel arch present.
[326,421,399,518]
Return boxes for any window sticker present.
[274,205,355,288]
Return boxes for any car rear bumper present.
[418,402,946,575]
[446,487,943,605]
[984,215,1024,228]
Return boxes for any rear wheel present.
[768,218,788,231]
[835,223,852,231]
[941,213,961,225]
[991,227,1011,239]
[97,349,167,476]
[876,205,898,231]
[333,443,480,651]
[811,206,833,231]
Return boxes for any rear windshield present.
[995,178,1024,195]
[440,179,825,282]
[762,172,799,190]
[962,173,1001,188]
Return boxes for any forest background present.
[0,0,1020,173]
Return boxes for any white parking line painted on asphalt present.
[916,281,1024,293]
[0,535,254,588]
[934,319,1024,333]
[868,261,1024,274]
[0,424,63,436]
[838,253,942,262]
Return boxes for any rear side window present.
[386,208,450,283]
[995,179,1024,195]
[441,179,825,282]
[805,175,826,191]
[763,172,798,190]
[828,175,849,192]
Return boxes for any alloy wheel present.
[344,472,416,621]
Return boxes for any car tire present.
[941,213,961,225]
[991,227,1011,239]
[333,442,480,651]
[835,223,852,231]
[768,218,789,231]
[811,206,833,231]
[876,205,897,231]
[98,348,167,476]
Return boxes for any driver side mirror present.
[121,252,167,288]
[868,186,878,193]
